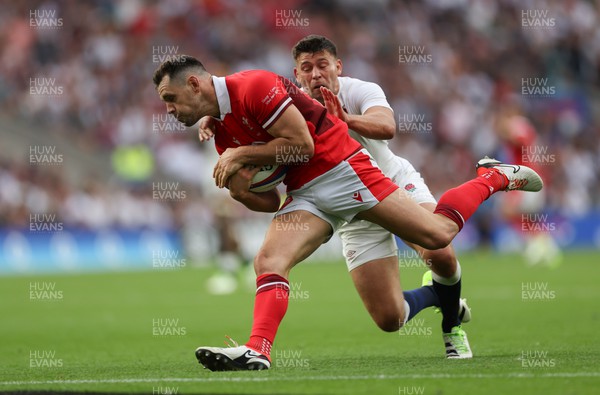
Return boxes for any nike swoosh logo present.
[244,350,262,358]
[502,164,520,173]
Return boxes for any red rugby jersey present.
[212,70,361,191]
[505,116,536,167]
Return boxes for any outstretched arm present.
[320,86,395,140]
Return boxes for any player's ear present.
[293,67,300,84]
[188,75,201,92]
[336,59,343,76]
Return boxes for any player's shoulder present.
[339,76,383,91]
[227,69,279,84]
[226,70,286,103]
[338,76,385,99]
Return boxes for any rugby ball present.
[248,164,287,192]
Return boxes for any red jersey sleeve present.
[241,71,294,130]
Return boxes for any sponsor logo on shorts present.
[345,250,356,260]
[352,191,363,202]
[404,183,416,192]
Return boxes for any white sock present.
[432,261,462,285]
[402,300,410,325]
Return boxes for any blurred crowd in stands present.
[1,0,598,235]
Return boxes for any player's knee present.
[423,247,456,276]
[374,311,405,332]
[253,249,288,276]
[375,317,401,332]
[423,231,453,250]
[253,250,272,276]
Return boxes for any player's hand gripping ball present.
[248,164,287,192]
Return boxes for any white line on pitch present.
[1,372,599,386]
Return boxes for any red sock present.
[434,170,507,231]
[245,273,289,360]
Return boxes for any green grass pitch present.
[1,250,599,394]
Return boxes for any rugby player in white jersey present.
[292,35,472,358]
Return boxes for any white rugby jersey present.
[336,76,399,177]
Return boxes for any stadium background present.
[1,0,598,273]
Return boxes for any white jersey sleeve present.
[337,77,399,177]
[338,77,393,116]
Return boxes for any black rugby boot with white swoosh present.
[195,344,270,371]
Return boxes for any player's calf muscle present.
[356,192,456,249]
[358,208,455,250]
[422,247,457,277]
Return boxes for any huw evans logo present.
[30,78,64,95]
[521,145,555,165]
[521,214,556,233]
[29,214,63,233]
[152,182,187,201]
[29,145,63,165]
[397,113,432,133]
[398,318,432,336]
[521,9,555,29]
[152,318,187,336]
[520,350,556,368]
[276,146,310,164]
[152,249,187,269]
[29,282,63,300]
[152,114,187,133]
[521,282,556,301]
[29,350,63,368]
[274,349,310,368]
[521,78,555,97]
[399,46,432,64]
[275,213,310,232]
[275,10,309,28]
[152,387,179,395]
[152,46,186,64]
[30,9,63,28]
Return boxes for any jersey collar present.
[212,76,231,120]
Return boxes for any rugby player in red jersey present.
[153,56,543,371]
[494,103,561,267]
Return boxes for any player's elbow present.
[229,189,247,204]
[380,123,396,139]
[231,190,280,213]
[303,140,315,158]
[229,189,254,207]
[297,138,314,159]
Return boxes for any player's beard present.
[180,111,201,127]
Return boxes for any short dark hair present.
[292,35,338,60]
[152,55,207,87]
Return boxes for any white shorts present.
[339,156,437,271]
[277,149,398,234]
